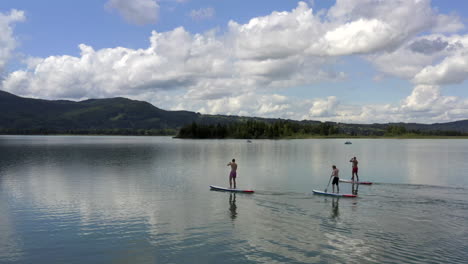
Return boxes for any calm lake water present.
[0,136,467,263]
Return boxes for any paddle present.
[324,177,332,192]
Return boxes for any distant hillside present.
[0,90,467,136]
[394,121,468,133]
[0,90,200,134]
[335,120,468,135]
[0,90,287,135]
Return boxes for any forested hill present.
[0,90,284,135]
[0,90,467,136]
[0,90,200,134]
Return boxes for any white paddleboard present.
[312,190,357,198]
[210,185,254,193]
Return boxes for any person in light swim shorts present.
[350,157,359,182]
[227,158,237,189]
[330,165,339,193]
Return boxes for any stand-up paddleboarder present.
[227,159,237,189]
[330,165,339,193]
[350,157,359,182]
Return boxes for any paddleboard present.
[312,190,357,198]
[210,185,254,193]
[339,179,373,185]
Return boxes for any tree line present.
[384,125,466,136]
[0,128,177,136]
[0,123,465,138]
[177,120,340,139]
[176,121,467,139]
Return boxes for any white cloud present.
[322,18,396,55]
[2,1,467,124]
[401,85,442,112]
[2,28,229,99]
[369,33,468,86]
[106,0,159,25]
[227,2,323,61]
[399,85,468,122]
[413,51,468,85]
[227,0,458,59]
[0,9,25,73]
[157,86,467,124]
[189,7,215,21]
[324,0,464,51]
[432,14,464,33]
[370,34,468,80]
[169,92,304,120]
[308,96,339,117]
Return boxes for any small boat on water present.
[345,141,352,144]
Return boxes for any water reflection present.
[1,136,467,264]
[352,182,359,195]
[0,204,22,262]
[229,193,237,220]
[330,198,339,219]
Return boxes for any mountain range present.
[1,90,467,135]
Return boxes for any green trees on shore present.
[0,128,177,136]
[384,125,465,137]
[177,120,339,139]
[385,125,407,136]
[176,121,467,139]
[1,122,465,138]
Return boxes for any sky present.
[0,0,467,124]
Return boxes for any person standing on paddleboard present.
[349,157,359,182]
[227,159,237,189]
[330,165,339,193]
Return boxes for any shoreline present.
[1,134,467,139]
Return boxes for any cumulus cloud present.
[370,34,468,80]
[293,86,466,123]
[409,38,449,54]
[399,85,468,121]
[401,85,442,112]
[227,2,322,61]
[106,0,159,25]
[432,13,464,33]
[321,18,396,55]
[189,7,215,21]
[2,28,230,99]
[155,87,467,124]
[3,2,350,101]
[369,33,468,87]
[0,9,25,73]
[413,51,468,85]
[2,1,467,123]
[308,96,339,117]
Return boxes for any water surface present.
[0,136,467,263]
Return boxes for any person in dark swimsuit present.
[330,165,339,193]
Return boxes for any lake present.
[0,136,467,263]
